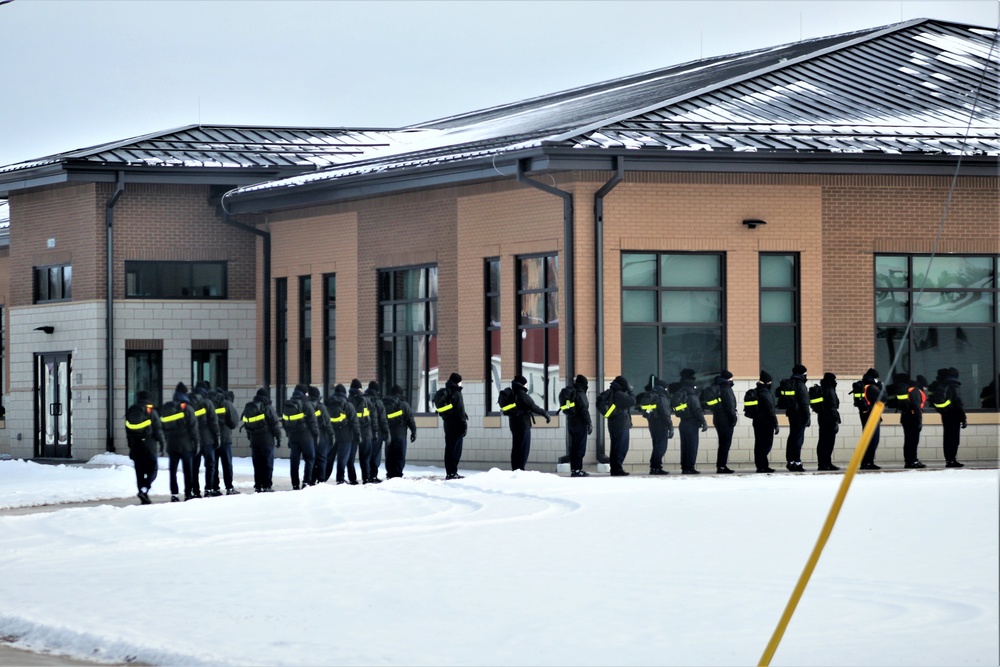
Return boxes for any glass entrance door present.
[35,352,72,458]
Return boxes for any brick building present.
[1,18,997,471]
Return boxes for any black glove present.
[410,432,417,443]
[545,415,551,424]
[275,440,282,449]
[461,426,468,438]
[774,425,780,436]
[961,421,967,429]
[833,424,839,435]
[667,428,674,440]
[587,425,593,435]
[159,447,165,456]
[700,423,708,433]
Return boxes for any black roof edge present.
[223,145,998,216]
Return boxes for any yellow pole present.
[758,400,886,666]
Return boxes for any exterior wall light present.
[34,326,55,334]
[743,219,767,229]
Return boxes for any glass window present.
[760,253,799,380]
[275,278,288,410]
[622,252,725,385]
[875,255,998,408]
[517,253,559,411]
[192,350,227,391]
[125,261,226,299]
[299,276,312,386]
[485,259,501,412]
[323,274,336,398]
[126,350,162,409]
[33,264,72,303]
[379,265,438,413]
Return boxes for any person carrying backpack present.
[326,384,361,484]
[160,382,200,502]
[284,384,320,489]
[348,379,379,484]
[125,390,165,505]
[752,371,779,473]
[708,370,738,474]
[601,375,636,476]
[815,372,842,471]
[636,378,672,475]
[858,368,884,470]
[242,387,282,492]
[188,385,220,498]
[365,381,390,483]
[890,373,927,469]
[435,372,468,480]
[782,365,811,473]
[674,369,708,474]
[209,388,239,496]
[507,375,550,471]
[308,386,335,484]
[383,384,417,479]
[562,374,593,477]
[935,367,968,467]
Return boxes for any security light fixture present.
[34,325,55,334]
[743,219,767,229]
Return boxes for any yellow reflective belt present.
[330,414,346,423]
[706,398,721,406]
[781,391,795,397]
[161,412,184,423]
[744,400,758,407]
[561,401,576,411]
[853,393,863,399]
[934,399,951,409]
[215,407,226,415]
[315,410,323,417]
[437,403,454,413]
[674,402,688,413]
[895,394,909,402]
[810,397,823,404]
[387,409,403,419]
[500,403,515,413]
[362,408,370,418]
[194,408,207,417]
[243,414,265,424]
[640,403,657,413]
[126,419,151,430]
[603,403,616,419]
[283,412,305,421]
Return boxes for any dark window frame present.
[620,251,726,384]
[516,252,559,412]
[759,252,801,380]
[191,350,228,391]
[124,260,227,299]
[323,273,336,399]
[299,275,312,386]
[378,264,438,414]
[33,264,72,303]
[125,349,162,410]
[485,257,501,414]
[275,277,288,410]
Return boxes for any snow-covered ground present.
[0,457,996,666]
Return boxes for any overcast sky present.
[0,0,997,167]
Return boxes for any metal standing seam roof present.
[0,125,419,175]
[232,18,999,198]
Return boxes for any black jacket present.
[385,390,418,441]
[366,388,390,445]
[160,391,200,454]
[191,391,220,448]
[248,394,282,446]
[940,376,967,422]
[327,391,361,446]
[677,379,707,428]
[636,385,673,436]
[606,382,636,430]
[819,377,842,424]
[125,401,166,456]
[440,379,468,433]
[753,383,778,429]
[508,383,548,430]
[284,390,320,441]
[565,378,592,431]
[787,374,811,424]
[712,376,739,427]
[213,395,239,444]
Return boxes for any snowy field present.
[0,457,996,666]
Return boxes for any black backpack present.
[158,401,186,436]
[125,402,153,444]
[324,395,351,433]
[930,382,954,414]
[700,384,722,412]
[241,400,268,434]
[852,380,871,411]
[743,388,759,419]
[557,385,578,416]
[596,388,615,418]
[282,397,308,432]
[885,381,909,410]
[497,387,517,416]
[350,394,371,427]
[775,379,795,410]
[383,394,403,421]
[808,384,825,413]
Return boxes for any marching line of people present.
[123,366,972,504]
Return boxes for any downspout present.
[105,172,125,453]
[221,212,271,390]
[516,160,574,465]
[593,156,624,464]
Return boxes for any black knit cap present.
[368,380,380,393]
[176,382,188,394]
[390,384,404,396]
[575,374,588,388]
[513,375,528,387]
[255,387,269,398]
[308,386,321,399]
[350,379,363,390]
[865,368,879,379]
[334,384,347,395]
[719,370,733,380]
[821,372,837,387]
[448,372,463,385]
[947,367,960,378]
[792,364,807,375]
[137,390,151,403]
[680,368,696,380]
[893,372,911,384]
[294,383,308,394]
[759,371,772,384]
[654,378,669,389]
[916,375,929,387]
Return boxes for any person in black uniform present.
[563,374,593,477]
[815,372,842,471]
[939,367,968,468]
[190,385,220,498]
[709,370,738,474]
[384,384,417,479]
[605,375,636,476]
[438,372,469,480]
[160,383,200,502]
[124,390,165,504]
[348,379,378,483]
[675,369,708,474]
[210,388,239,496]
[508,375,550,471]
[783,365,811,472]
[752,371,779,473]
[326,384,361,484]
[859,368,883,470]
[284,384,319,489]
[243,387,282,492]
[365,381,389,483]
[308,386,334,483]
[892,373,926,469]
[636,378,672,475]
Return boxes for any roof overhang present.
[222,145,1000,215]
